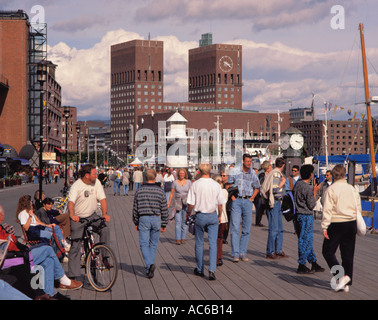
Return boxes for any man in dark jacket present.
[292,164,324,274]
[133,169,168,278]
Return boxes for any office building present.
[0,10,30,154]
[110,39,164,159]
[188,41,243,109]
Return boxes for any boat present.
[313,24,378,233]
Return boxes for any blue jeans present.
[296,214,317,265]
[114,178,121,195]
[31,245,65,297]
[138,215,161,273]
[175,207,188,240]
[123,184,129,195]
[0,280,32,300]
[266,200,283,255]
[194,212,219,273]
[165,191,171,203]
[135,182,141,192]
[230,198,253,257]
[40,225,64,245]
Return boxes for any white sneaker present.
[335,276,351,292]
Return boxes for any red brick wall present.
[0,18,29,153]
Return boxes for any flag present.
[348,109,352,116]
[334,105,338,114]
[361,113,365,119]
[352,112,357,121]
[329,102,332,111]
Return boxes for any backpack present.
[281,191,295,221]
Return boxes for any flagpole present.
[323,102,329,169]
[360,23,377,196]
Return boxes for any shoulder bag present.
[352,186,366,236]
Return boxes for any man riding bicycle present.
[66,164,111,280]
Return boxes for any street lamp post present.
[37,62,47,204]
[63,107,70,189]
[76,124,80,175]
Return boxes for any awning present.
[55,147,66,153]
[47,160,60,165]
[9,158,31,165]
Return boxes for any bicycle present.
[52,186,70,213]
[79,217,118,292]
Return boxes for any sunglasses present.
[292,169,298,172]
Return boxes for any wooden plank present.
[59,185,378,300]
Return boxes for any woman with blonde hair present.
[168,168,192,244]
[214,175,229,266]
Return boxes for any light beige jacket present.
[321,179,361,231]
[260,168,284,209]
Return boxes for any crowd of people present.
[0,156,363,299]
[130,154,361,293]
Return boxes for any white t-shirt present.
[115,170,122,179]
[68,178,106,218]
[216,189,229,223]
[18,209,37,226]
[163,174,175,183]
[187,178,226,213]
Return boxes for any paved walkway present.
[60,185,378,301]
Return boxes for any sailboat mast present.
[359,23,377,195]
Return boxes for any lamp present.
[37,62,47,204]
[63,107,70,189]
[76,124,80,175]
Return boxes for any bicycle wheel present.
[85,244,118,292]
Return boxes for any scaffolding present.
[28,21,47,150]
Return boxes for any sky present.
[2,0,378,121]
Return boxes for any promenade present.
[1,180,378,301]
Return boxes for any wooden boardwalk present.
[62,186,378,301]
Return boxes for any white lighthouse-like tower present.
[165,111,188,168]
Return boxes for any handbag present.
[185,214,196,235]
[356,211,366,236]
[352,186,366,236]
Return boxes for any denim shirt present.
[227,166,260,197]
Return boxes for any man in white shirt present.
[114,167,123,196]
[67,164,110,279]
[186,163,226,280]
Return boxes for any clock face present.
[280,134,290,150]
[290,134,304,150]
[219,56,233,72]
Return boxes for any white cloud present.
[47,27,378,121]
[48,29,143,118]
[134,0,356,31]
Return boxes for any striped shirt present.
[132,183,169,227]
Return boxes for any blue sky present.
[2,0,378,121]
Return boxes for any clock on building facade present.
[280,127,304,176]
[219,55,233,72]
